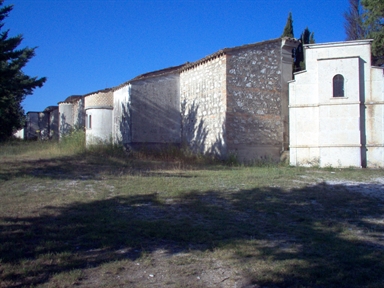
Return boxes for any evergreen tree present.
[281,12,294,38]
[361,0,384,65]
[309,31,315,44]
[0,0,46,141]
[294,28,315,71]
[301,27,315,45]
[344,0,366,40]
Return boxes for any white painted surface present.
[289,40,384,168]
[85,108,113,145]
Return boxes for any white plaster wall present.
[289,71,318,106]
[86,108,113,145]
[319,104,361,146]
[367,147,384,168]
[366,67,384,167]
[113,84,131,145]
[289,106,319,147]
[317,57,360,102]
[289,40,374,168]
[130,74,180,143]
[319,147,361,167]
[291,147,320,166]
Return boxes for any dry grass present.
[0,138,383,287]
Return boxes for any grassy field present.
[0,136,383,287]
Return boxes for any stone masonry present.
[179,38,298,161]
[84,89,113,109]
[180,54,227,155]
[226,39,286,161]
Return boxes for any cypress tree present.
[344,0,366,40]
[281,12,294,38]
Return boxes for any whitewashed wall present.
[289,40,384,168]
[112,84,131,145]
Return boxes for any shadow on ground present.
[0,151,203,181]
[0,180,383,287]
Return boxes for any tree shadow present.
[59,113,72,137]
[0,150,202,181]
[0,182,383,287]
[181,99,227,158]
[181,100,209,154]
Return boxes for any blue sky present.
[4,0,349,112]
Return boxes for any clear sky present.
[4,0,349,112]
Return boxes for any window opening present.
[333,74,344,97]
[87,114,92,129]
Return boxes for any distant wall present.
[25,112,39,139]
[38,111,50,140]
[59,103,74,138]
[49,108,59,140]
[73,98,85,129]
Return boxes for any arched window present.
[333,74,344,97]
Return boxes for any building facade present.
[289,39,384,168]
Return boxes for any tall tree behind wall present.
[294,28,315,71]
[281,12,294,38]
[344,0,366,40]
[0,0,46,141]
[280,13,315,72]
[361,0,384,65]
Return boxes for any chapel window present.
[86,114,92,129]
[333,74,344,97]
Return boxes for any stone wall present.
[84,89,113,108]
[226,39,285,161]
[180,55,227,155]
